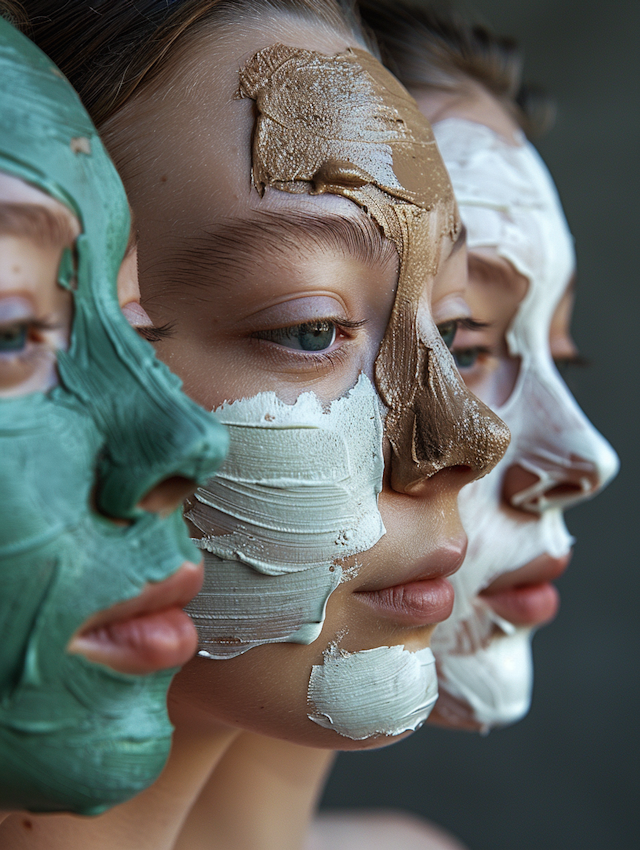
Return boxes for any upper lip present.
[480,551,572,595]
[354,536,467,594]
[71,561,204,638]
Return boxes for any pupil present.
[0,324,27,352]
[297,321,335,351]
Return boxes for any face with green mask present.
[0,18,228,815]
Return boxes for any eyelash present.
[136,322,176,342]
[0,316,61,353]
[555,354,590,373]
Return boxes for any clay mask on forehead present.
[0,19,227,813]
[430,118,619,727]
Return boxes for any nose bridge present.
[506,365,619,513]
[381,318,511,492]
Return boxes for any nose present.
[95,376,228,523]
[377,325,511,494]
[502,376,619,514]
[503,444,618,515]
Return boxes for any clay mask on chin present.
[0,20,227,813]
[430,118,619,728]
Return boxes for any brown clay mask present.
[237,45,509,489]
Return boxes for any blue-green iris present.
[264,321,336,351]
[437,321,457,350]
[453,348,480,369]
[0,323,27,352]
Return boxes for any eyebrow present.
[149,210,399,298]
[0,202,77,247]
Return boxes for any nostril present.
[502,465,539,507]
[137,476,197,517]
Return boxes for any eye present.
[453,347,481,369]
[437,320,458,350]
[255,320,337,352]
[0,322,28,353]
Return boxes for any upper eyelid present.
[254,316,368,334]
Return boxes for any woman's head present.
[0,17,227,813]
[18,0,511,746]
[359,0,619,730]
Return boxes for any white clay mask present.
[308,643,438,740]
[185,374,385,658]
[431,119,619,727]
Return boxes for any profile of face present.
[0,20,228,814]
[409,89,620,729]
[105,16,508,748]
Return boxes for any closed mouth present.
[67,561,204,675]
[480,552,572,626]
[354,541,466,627]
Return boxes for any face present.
[0,20,227,814]
[410,87,619,730]
[106,17,508,747]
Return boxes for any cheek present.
[183,375,386,659]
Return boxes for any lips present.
[355,541,465,627]
[480,552,572,626]
[67,560,204,675]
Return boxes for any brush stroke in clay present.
[185,374,385,657]
[238,45,509,491]
[430,118,619,727]
[0,18,227,814]
[308,643,438,740]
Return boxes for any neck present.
[175,732,337,850]
[0,702,239,850]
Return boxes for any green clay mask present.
[0,19,228,814]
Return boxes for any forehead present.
[120,19,452,246]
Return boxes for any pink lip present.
[480,552,572,626]
[67,561,204,675]
[355,541,465,627]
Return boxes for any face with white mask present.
[411,84,619,730]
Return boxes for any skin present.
[191,88,587,850]
[0,13,504,850]
[309,86,596,850]
[105,15,481,750]
[412,86,584,730]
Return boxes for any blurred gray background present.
[320,1,640,848]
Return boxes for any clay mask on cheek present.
[185,375,385,657]
[430,119,619,727]
[0,20,227,813]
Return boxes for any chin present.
[431,627,534,732]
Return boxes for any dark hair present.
[0,0,29,28]
[15,0,366,126]
[357,0,554,138]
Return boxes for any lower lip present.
[356,577,455,627]
[70,607,199,676]
[481,581,560,626]
[68,561,203,675]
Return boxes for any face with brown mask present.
[104,16,508,748]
